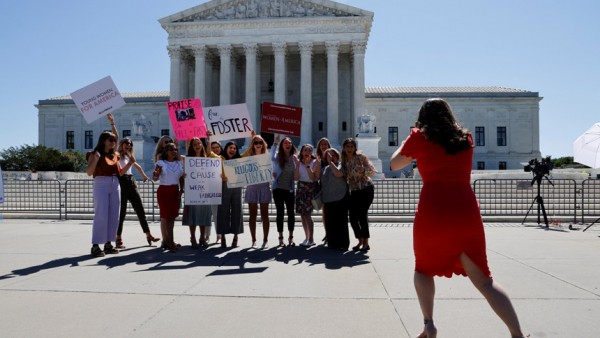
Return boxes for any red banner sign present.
[260,102,302,137]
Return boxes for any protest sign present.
[70,76,126,124]
[223,154,273,189]
[167,99,207,140]
[0,167,4,204]
[184,157,222,205]
[261,102,303,137]
[203,104,253,142]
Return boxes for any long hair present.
[117,138,134,158]
[93,131,116,157]
[160,143,182,162]
[222,141,241,160]
[186,137,207,157]
[298,144,315,163]
[248,135,267,156]
[341,138,363,167]
[277,137,298,169]
[316,137,331,160]
[415,98,473,155]
[154,135,173,163]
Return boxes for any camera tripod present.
[522,174,554,227]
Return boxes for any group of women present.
[86,98,527,337]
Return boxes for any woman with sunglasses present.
[153,142,186,253]
[154,135,174,163]
[115,138,159,248]
[241,131,271,249]
[86,113,122,257]
[208,141,223,244]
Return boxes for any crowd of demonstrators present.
[270,134,298,247]
[390,98,526,338]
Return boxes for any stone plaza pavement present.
[0,219,599,338]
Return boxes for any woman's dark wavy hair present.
[222,141,241,160]
[93,131,116,157]
[415,98,474,155]
[277,137,298,169]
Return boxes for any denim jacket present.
[270,145,296,192]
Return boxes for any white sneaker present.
[299,240,308,247]
[261,242,269,249]
[251,242,258,249]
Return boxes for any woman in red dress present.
[391,99,525,338]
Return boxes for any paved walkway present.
[0,219,598,337]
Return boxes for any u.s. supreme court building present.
[36,0,542,177]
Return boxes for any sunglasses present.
[164,140,173,144]
[108,139,116,142]
[170,148,178,152]
[124,142,132,146]
[253,141,263,145]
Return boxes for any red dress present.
[400,128,491,278]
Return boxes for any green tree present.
[0,144,87,172]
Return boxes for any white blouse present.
[118,155,133,176]
[298,159,318,182]
[156,160,184,186]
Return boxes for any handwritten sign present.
[223,154,273,189]
[261,102,302,137]
[167,99,207,140]
[184,157,222,205]
[203,103,253,142]
[70,76,126,124]
[0,167,4,204]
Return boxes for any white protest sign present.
[0,167,4,204]
[203,103,253,142]
[223,153,274,189]
[184,157,222,205]
[70,76,126,124]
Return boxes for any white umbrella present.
[573,123,600,169]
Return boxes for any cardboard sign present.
[70,76,126,124]
[167,99,207,140]
[184,157,222,205]
[223,154,274,189]
[203,104,253,142]
[0,167,4,204]
[261,102,302,137]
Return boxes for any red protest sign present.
[260,102,302,137]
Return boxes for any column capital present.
[192,44,208,58]
[298,41,314,56]
[351,40,367,55]
[272,42,287,56]
[243,43,259,56]
[182,52,194,67]
[217,44,233,57]
[167,45,182,59]
[205,52,215,64]
[325,41,340,55]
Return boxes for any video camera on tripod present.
[521,158,554,227]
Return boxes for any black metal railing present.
[581,179,600,223]
[473,179,578,223]
[0,180,62,219]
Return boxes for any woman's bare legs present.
[414,271,437,338]
[189,225,198,248]
[300,215,310,244]
[306,215,314,243]
[167,219,176,252]
[260,203,270,244]
[248,203,258,244]
[321,207,327,241]
[459,253,524,337]
[160,218,169,248]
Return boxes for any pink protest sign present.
[166,99,207,140]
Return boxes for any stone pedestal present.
[131,137,156,179]
[356,134,384,180]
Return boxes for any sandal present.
[115,239,126,249]
[104,243,119,254]
[191,236,199,249]
[288,236,295,247]
[91,246,105,257]
[146,235,160,246]
[278,236,286,247]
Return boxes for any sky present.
[0,0,598,158]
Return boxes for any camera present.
[523,158,553,177]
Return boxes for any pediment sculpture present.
[176,0,357,22]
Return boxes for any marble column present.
[218,44,233,106]
[230,52,238,104]
[299,42,313,145]
[205,53,214,107]
[167,45,182,101]
[192,44,207,104]
[326,41,340,147]
[256,52,262,130]
[273,42,287,105]
[180,52,191,100]
[352,40,367,137]
[244,43,259,131]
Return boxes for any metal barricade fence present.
[372,180,423,215]
[64,179,156,221]
[473,179,577,223]
[0,179,62,219]
[581,179,600,223]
